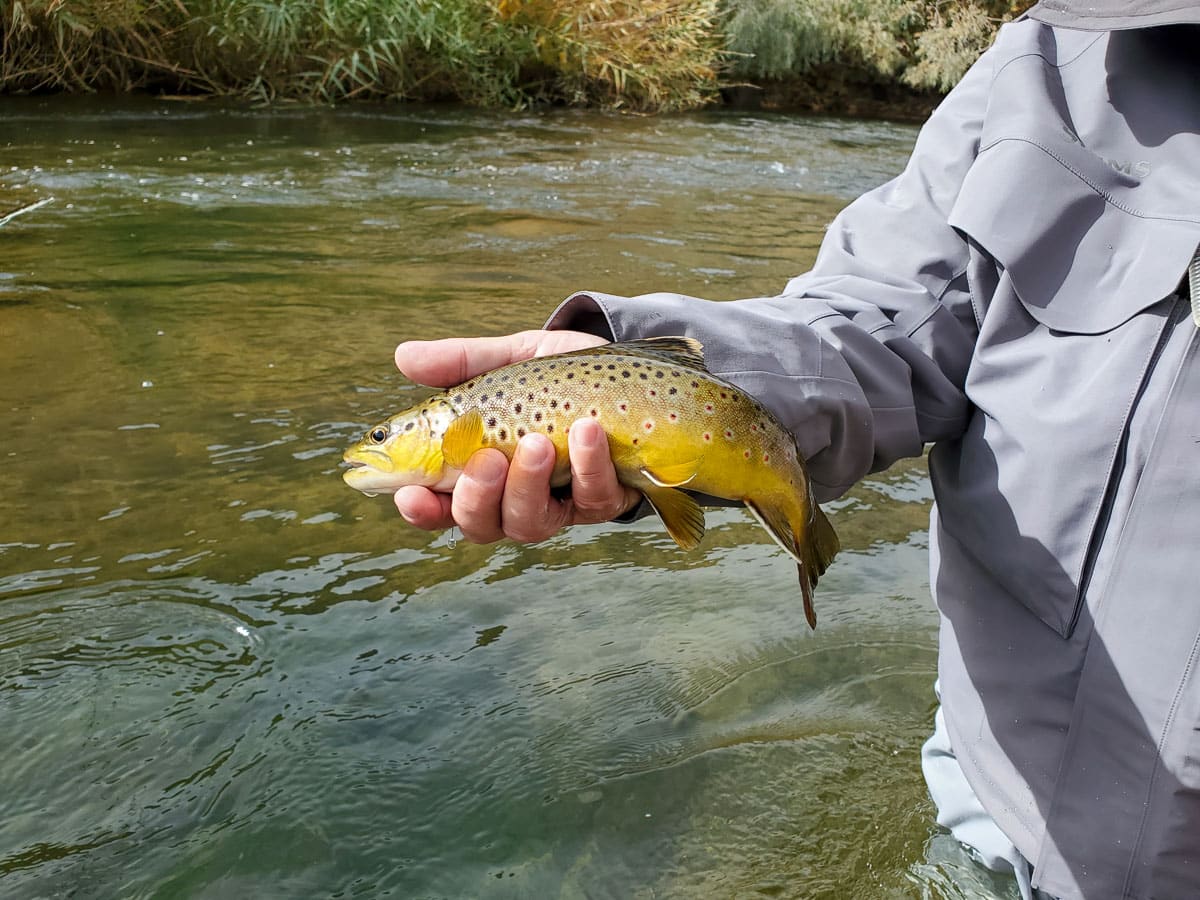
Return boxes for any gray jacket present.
[547,18,1200,900]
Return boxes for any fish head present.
[342,406,447,496]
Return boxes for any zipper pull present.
[1191,246,1200,327]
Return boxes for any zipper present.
[1070,295,1190,635]
[1190,246,1200,327]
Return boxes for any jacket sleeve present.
[546,42,996,502]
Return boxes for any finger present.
[394,485,454,531]
[395,330,610,387]
[501,434,569,543]
[451,449,509,544]
[567,418,642,524]
[395,331,545,387]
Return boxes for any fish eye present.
[368,426,388,444]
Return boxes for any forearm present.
[546,31,996,500]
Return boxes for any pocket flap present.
[949,136,1200,334]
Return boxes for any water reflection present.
[0,98,976,897]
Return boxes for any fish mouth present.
[342,448,394,473]
[341,448,404,495]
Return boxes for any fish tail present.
[745,492,839,630]
[797,504,839,629]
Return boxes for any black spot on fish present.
[485,376,494,384]
[534,412,543,422]
[639,373,648,380]
[405,422,415,431]
[481,394,489,403]
[547,424,554,433]
[607,364,616,370]
[517,427,526,438]
[668,387,677,395]
[593,364,603,371]
[608,375,616,382]
[499,428,508,440]
[632,362,641,368]
[519,377,527,385]
[655,371,664,379]
[550,400,558,409]
[454,394,464,404]
[514,403,523,413]
[566,372,575,379]
[487,417,497,427]
[621,371,631,378]
[496,390,504,399]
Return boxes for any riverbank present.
[2,1,1029,117]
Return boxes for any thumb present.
[395,329,608,387]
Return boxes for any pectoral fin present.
[441,409,484,468]
[642,485,705,550]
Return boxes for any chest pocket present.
[932,132,1200,637]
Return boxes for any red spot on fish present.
[750,424,757,432]
[563,401,571,410]
[763,453,770,463]
[668,413,677,421]
[744,450,751,459]
[619,403,627,412]
[632,437,639,445]
[724,430,733,438]
[705,404,714,413]
[644,421,653,429]
[649,389,657,397]
[703,432,711,442]
[590,408,598,417]
[720,392,727,399]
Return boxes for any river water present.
[1,98,1004,899]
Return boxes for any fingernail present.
[394,489,419,524]
[466,451,507,483]
[573,418,603,449]
[516,435,551,465]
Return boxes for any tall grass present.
[1,0,1029,110]
[724,0,1032,92]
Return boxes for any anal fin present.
[746,497,839,630]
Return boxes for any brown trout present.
[343,337,839,627]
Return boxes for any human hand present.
[392,330,643,544]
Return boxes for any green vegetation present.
[725,0,1031,92]
[1,0,1032,111]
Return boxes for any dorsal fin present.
[559,336,707,372]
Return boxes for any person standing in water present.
[388,4,1200,898]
